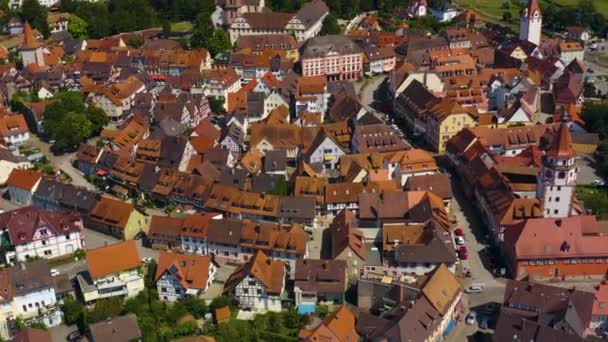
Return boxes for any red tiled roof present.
[545,122,576,159]
[0,207,82,245]
[5,169,42,190]
[506,216,608,260]
[86,240,141,278]
[155,252,214,291]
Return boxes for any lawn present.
[551,0,608,17]
[576,185,608,219]
[454,0,608,22]
[170,21,193,33]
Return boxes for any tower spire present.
[525,0,542,18]
[22,21,40,49]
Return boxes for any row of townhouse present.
[145,213,310,274]
[5,167,150,242]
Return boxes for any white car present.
[50,269,60,277]
[455,236,465,245]
[142,257,153,264]
[480,317,489,329]
[466,311,477,325]
[465,285,484,294]
[592,179,605,186]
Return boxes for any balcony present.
[97,285,128,298]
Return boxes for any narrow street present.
[445,175,507,341]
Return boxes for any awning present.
[297,304,315,314]
[96,169,107,176]
[323,155,333,161]
[443,320,456,336]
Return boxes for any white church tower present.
[536,115,578,218]
[520,0,542,46]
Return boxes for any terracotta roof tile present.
[224,250,285,294]
[89,196,135,230]
[155,252,214,291]
[0,114,29,138]
[5,169,42,190]
[86,240,141,278]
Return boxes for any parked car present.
[142,257,153,264]
[50,268,60,277]
[592,179,605,186]
[455,228,464,236]
[458,248,468,260]
[66,330,81,341]
[480,317,489,329]
[455,236,465,245]
[465,285,483,294]
[483,303,499,314]
[466,311,477,325]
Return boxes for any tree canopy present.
[19,0,50,38]
[320,13,341,35]
[43,92,109,151]
[68,14,88,39]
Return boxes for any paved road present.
[26,136,96,191]
[357,75,388,109]
[48,323,77,342]
[445,175,507,341]
[577,154,602,184]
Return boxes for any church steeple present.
[536,119,578,218]
[520,0,542,46]
[22,21,40,49]
[19,21,45,67]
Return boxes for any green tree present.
[111,9,137,34]
[162,20,171,37]
[207,30,232,55]
[61,295,84,325]
[175,320,197,336]
[190,11,214,49]
[502,11,512,22]
[43,92,108,151]
[86,106,109,135]
[68,14,88,39]
[270,177,289,196]
[183,296,208,318]
[29,321,47,330]
[208,96,226,114]
[19,0,50,38]
[86,297,124,324]
[46,111,92,150]
[190,29,207,49]
[75,2,110,38]
[320,13,341,35]
[209,296,231,311]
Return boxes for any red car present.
[455,228,464,236]
[459,246,468,260]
